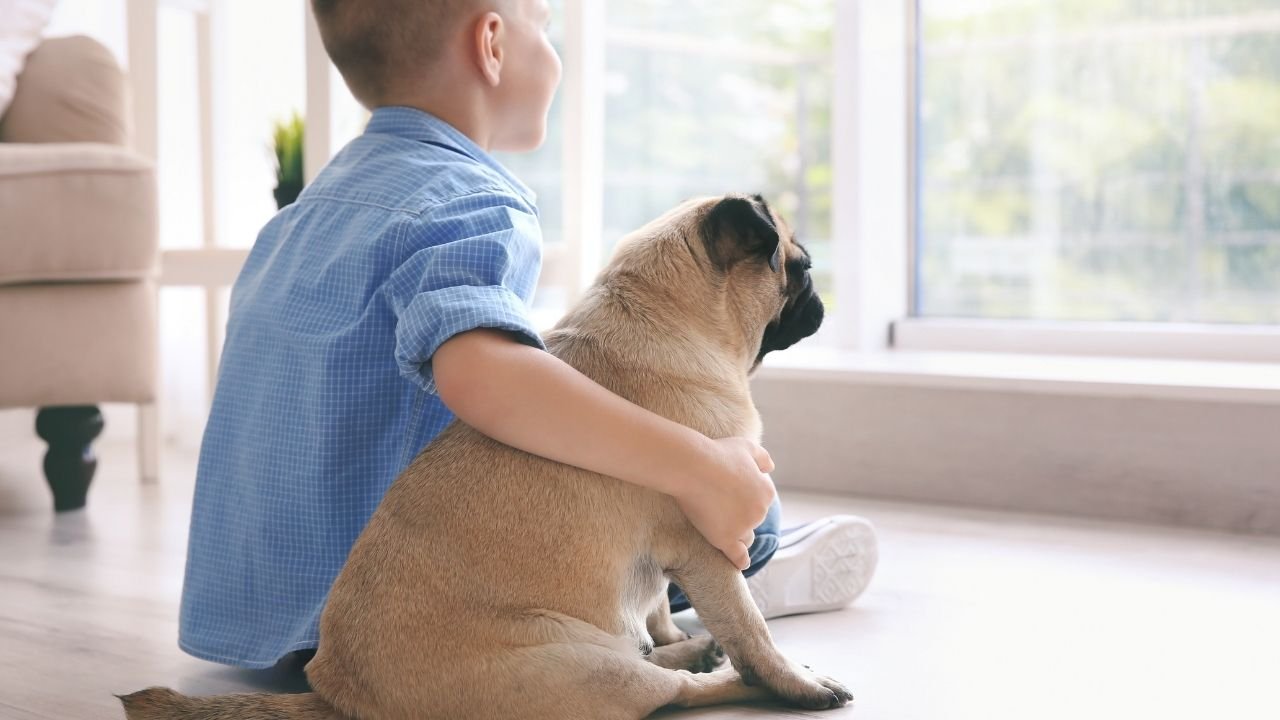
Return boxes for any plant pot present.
[274,181,303,209]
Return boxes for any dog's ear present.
[702,194,782,273]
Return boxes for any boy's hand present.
[675,437,777,571]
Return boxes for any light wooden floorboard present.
[1,428,1278,719]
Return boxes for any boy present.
[179,0,876,670]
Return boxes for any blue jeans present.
[667,497,782,613]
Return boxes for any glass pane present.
[604,0,835,308]
[917,0,1280,324]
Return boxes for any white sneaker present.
[746,515,878,620]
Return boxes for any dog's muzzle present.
[755,281,824,364]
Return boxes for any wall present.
[753,375,1280,535]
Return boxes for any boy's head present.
[311,0,560,152]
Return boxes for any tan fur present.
[120,196,851,720]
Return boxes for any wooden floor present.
[2,426,1279,719]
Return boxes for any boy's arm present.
[434,328,776,571]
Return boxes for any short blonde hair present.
[311,0,476,108]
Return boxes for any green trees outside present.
[920,0,1280,322]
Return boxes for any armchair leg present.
[34,406,104,512]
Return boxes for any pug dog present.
[120,194,847,720]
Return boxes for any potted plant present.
[272,112,305,209]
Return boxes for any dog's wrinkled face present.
[698,194,825,369]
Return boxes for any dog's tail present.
[117,687,346,720]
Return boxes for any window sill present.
[756,347,1280,406]
[893,318,1280,364]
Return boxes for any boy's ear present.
[475,12,504,86]
[702,194,783,273]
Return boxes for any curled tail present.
[118,687,345,720]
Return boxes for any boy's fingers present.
[752,444,775,473]
[723,542,751,571]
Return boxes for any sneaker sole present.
[748,515,879,620]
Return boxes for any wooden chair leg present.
[34,405,104,512]
[137,403,159,484]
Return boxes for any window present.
[916,1,1280,325]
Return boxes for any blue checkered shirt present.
[178,107,544,668]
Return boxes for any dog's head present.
[596,193,823,371]
[696,194,824,369]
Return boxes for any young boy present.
[179,0,877,670]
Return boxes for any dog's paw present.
[748,662,853,710]
[686,635,727,673]
[644,633,726,673]
[650,624,692,647]
[813,674,854,707]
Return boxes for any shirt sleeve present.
[383,191,545,394]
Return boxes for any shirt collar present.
[364,106,536,206]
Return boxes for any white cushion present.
[0,0,58,117]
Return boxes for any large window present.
[917,1,1280,325]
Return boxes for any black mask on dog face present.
[754,247,824,367]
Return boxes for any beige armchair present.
[0,36,159,511]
